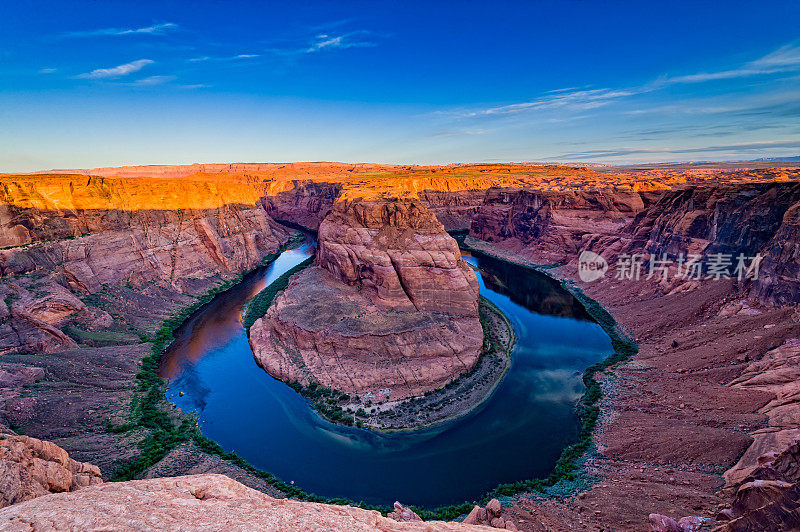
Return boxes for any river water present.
[159,238,613,507]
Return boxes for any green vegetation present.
[109,245,299,482]
[287,380,356,426]
[110,234,635,522]
[241,256,314,329]
[63,326,137,347]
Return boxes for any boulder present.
[389,501,423,522]
[0,434,102,508]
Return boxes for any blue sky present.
[2,0,800,171]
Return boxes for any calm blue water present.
[159,240,613,507]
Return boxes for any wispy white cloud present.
[38,68,56,74]
[61,22,178,38]
[553,138,800,160]
[455,88,643,118]
[431,128,492,138]
[128,75,176,86]
[75,59,153,79]
[452,43,800,121]
[263,30,379,57]
[305,32,376,53]
[188,54,260,62]
[658,44,800,84]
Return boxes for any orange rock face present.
[0,433,102,508]
[317,197,479,315]
[249,197,482,401]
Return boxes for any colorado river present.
[159,237,613,507]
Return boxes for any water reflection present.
[159,242,315,381]
[158,241,613,507]
[464,252,592,321]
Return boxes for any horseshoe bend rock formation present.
[249,197,482,401]
[317,197,480,315]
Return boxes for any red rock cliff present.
[249,197,482,401]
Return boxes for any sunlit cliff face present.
[6,163,798,213]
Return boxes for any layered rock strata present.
[469,181,800,306]
[0,175,296,480]
[250,197,482,401]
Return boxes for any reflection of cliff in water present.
[476,256,593,321]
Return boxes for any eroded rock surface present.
[250,197,482,401]
[0,474,491,531]
[317,197,479,315]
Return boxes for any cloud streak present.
[455,43,800,121]
[75,59,153,79]
[457,88,641,118]
[188,54,260,62]
[554,139,800,160]
[263,30,379,57]
[659,44,800,84]
[128,75,176,86]
[61,22,178,38]
[305,32,376,53]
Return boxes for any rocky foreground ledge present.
[0,434,522,530]
[0,473,495,531]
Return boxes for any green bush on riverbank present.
[420,239,639,520]
[109,246,292,482]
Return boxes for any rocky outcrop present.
[725,339,800,486]
[648,513,705,531]
[462,498,519,530]
[0,173,299,486]
[249,267,483,401]
[752,200,800,306]
[712,340,800,529]
[470,181,800,307]
[717,482,800,531]
[0,434,101,508]
[250,198,482,401]
[621,183,800,305]
[418,189,489,231]
[0,474,490,531]
[316,198,479,315]
[0,203,293,355]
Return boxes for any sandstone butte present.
[1,161,800,530]
[249,195,482,401]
